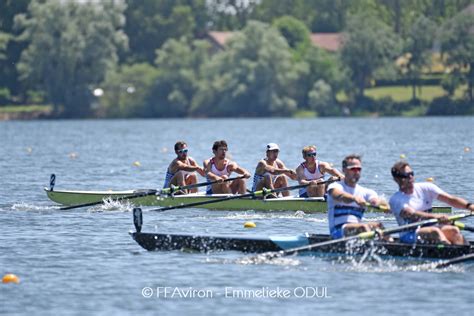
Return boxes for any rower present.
[296,145,344,197]
[203,140,251,194]
[389,161,472,245]
[327,155,388,239]
[163,141,206,194]
[252,143,297,197]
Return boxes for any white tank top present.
[299,161,324,196]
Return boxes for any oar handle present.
[258,177,341,196]
[454,221,474,232]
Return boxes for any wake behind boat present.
[44,187,452,213]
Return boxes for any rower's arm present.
[275,160,297,180]
[175,160,204,173]
[400,206,444,222]
[320,162,344,180]
[437,192,473,211]
[329,187,366,207]
[230,163,251,178]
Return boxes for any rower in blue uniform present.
[327,154,388,239]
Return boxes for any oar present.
[243,212,474,261]
[148,178,340,213]
[453,221,474,232]
[431,253,474,269]
[59,175,245,210]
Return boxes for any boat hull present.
[44,188,451,213]
[130,232,473,259]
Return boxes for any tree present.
[308,80,336,115]
[341,13,402,100]
[15,0,128,117]
[98,63,159,118]
[403,15,436,100]
[0,0,30,99]
[146,37,210,117]
[441,9,474,102]
[123,0,207,63]
[194,21,303,117]
[272,15,311,52]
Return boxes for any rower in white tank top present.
[298,161,324,197]
[206,158,231,194]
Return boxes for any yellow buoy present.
[400,154,406,159]
[244,221,256,228]
[2,274,20,284]
[133,161,141,167]
[426,177,434,182]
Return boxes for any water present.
[1,117,473,315]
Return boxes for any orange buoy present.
[2,274,20,284]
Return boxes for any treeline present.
[0,0,473,118]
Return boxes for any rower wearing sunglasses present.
[327,154,388,239]
[204,140,251,194]
[389,161,472,245]
[163,141,206,194]
[296,145,344,197]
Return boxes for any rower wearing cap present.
[204,140,251,194]
[389,161,472,245]
[296,145,344,197]
[252,143,297,197]
[163,141,206,193]
[327,154,388,239]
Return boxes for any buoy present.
[400,154,406,159]
[161,147,168,153]
[26,147,32,154]
[464,147,471,153]
[2,274,20,284]
[69,152,78,159]
[244,221,256,228]
[133,161,141,167]
[426,177,434,182]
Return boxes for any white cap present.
[266,143,280,151]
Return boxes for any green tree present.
[123,0,207,63]
[341,13,402,100]
[146,37,210,117]
[308,80,336,115]
[194,21,303,116]
[272,15,311,51]
[98,63,159,117]
[403,15,436,100]
[15,0,127,117]
[207,0,260,30]
[0,0,30,99]
[441,9,474,101]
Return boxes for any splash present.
[88,197,132,212]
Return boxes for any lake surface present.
[1,117,473,315]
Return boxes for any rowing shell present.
[44,188,452,213]
[131,231,473,260]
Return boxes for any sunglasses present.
[177,149,188,154]
[306,152,317,157]
[396,171,414,178]
[347,167,362,172]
